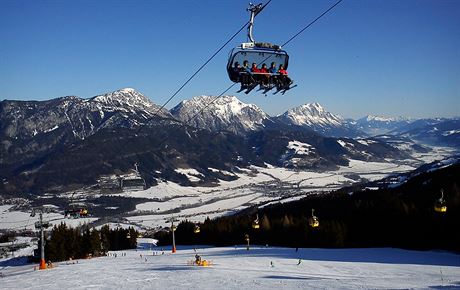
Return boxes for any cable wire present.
[182,0,345,124]
[135,0,346,184]
[282,0,343,47]
[152,0,272,115]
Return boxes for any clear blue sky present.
[1,0,459,119]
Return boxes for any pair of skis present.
[237,83,297,95]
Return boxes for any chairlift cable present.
[152,0,272,115]
[97,2,273,181]
[137,0,345,182]
[185,1,345,133]
[45,0,342,223]
[281,0,343,47]
[182,83,238,125]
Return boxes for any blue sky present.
[1,0,459,119]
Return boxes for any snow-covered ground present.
[0,205,97,231]
[1,246,459,289]
[123,160,416,229]
[412,146,458,164]
[0,146,456,232]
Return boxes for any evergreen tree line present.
[41,223,138,262]
[156,164,460,251]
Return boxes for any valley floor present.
[0,146,457,232]
[1,247,459,289]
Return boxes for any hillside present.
[0,90,414,195]
[162,159,460,251]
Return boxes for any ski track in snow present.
[1,247,459,289]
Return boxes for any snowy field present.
[123,160,416,229]
[1,246,459,289]
[0,146,456,232]
[0,205,98,231]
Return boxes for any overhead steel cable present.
[282,0,343,47]
[32,0,343,215]
[133,0,343,176]
[96,2,273,178]
[173,0,345,132]
[152,0,272,115]
[93,1,273,176]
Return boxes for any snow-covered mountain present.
[0,91,424,195]
[0,88,172,141]
[275,103,364,138]
[356,115,412,135]
[0,88,175,182]
[170,95,269,135]
[90,88,169,116]
[397,118,460,147]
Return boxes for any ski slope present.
[1,246,459,289]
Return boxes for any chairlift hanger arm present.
[247,1,271,43]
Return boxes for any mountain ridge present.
[1,88,457,195]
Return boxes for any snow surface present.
[3,147,456,232]
[171,95,268,133]
[287,140,314,155]
[443,129,460,136]
[174,168,204,182]
[337,139,354,148]
[1,157,419,231]
[1,246,459,289]
[0,205,97,230]
[364,115,410,122]
[280,102,343,127]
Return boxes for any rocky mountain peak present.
[273,102,365,138]
[90,88,156,110]
[280,102,343,127]
[171,95,269,134]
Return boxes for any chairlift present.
[65,192,88,219]
[120,163,146,191]
[434,189,447,213]
[252,214,260,229]
[65,207,89,219]
[308,209,319,228]
[227,3,294,94]
[35,220,50,229]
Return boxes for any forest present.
[38,224,139,262]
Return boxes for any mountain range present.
[1,88,458,195]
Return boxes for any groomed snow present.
[1,247,459,289]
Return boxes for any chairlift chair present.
[434,190,447,213]
[252,214,260,229]
[227,3,294,94]
[308,209,319,228]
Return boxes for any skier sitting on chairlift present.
[277,65,293,89]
